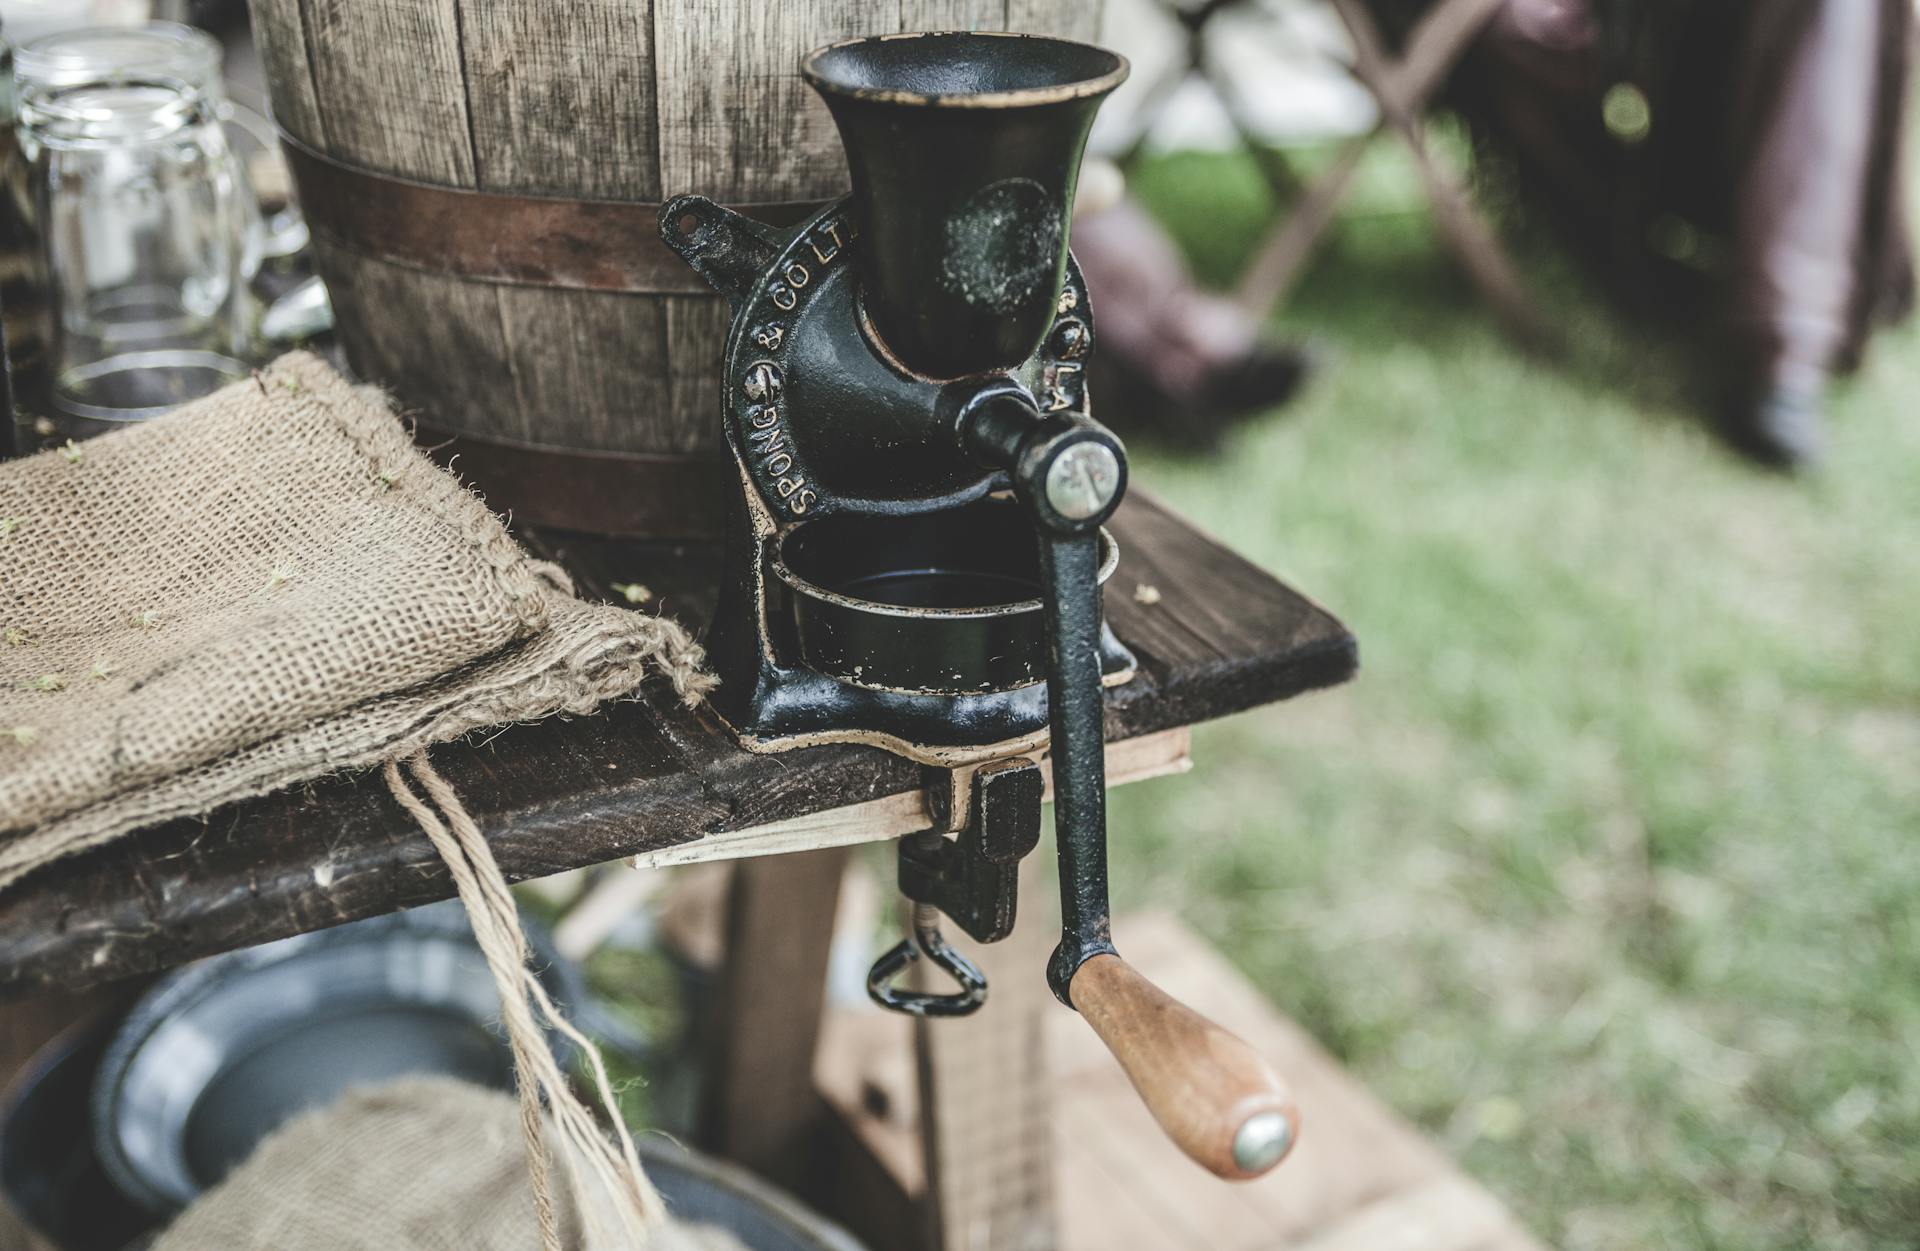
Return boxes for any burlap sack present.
[0,352,710,891]
[151,1078,748,1251]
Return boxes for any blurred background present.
[1081,1,1920,1248]
[2,0,1916,1248]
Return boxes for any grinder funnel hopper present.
[802,32,1125,379]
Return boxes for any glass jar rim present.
[15,22,224,96]
[17,77,210,148]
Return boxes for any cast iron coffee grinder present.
[660,32,1296,1181]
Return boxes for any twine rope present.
[384,750,666,1250]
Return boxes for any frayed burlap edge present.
[0,351,563,841]
[268,352,555,637]
[0,586,714,893]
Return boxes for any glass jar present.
[18,77,252,422]
[0,21,50,416]
[16,22,308,267]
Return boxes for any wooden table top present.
[0,492,1354,1000]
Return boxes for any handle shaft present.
[1069,952,1299,1180]
[958,390,1297,1180]
[1037,529,1120,999]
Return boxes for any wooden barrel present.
[244,0,1103,537]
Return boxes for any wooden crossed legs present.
[1119,0,1552,353]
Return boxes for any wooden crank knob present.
[1069,952,1299,1180]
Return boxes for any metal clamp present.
[866,900,989,1018]
[899,759,1043,945]
[866,760,1045,1017]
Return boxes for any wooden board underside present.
[629,726,1190,868]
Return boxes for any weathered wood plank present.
[456,0,662,199]
[0,494,1353,998]
[653,0,896,202]
[633,787,930,871]
[454,0,673,458]
[629,727,1189,869]
[243,0,324,146]
[494,286,675,454]
[917,854,1060,1251]
[902,0,1009,31]
[295,0,476,185]
[313,241,521,440]
[1005,0,1103,41]
[1052,1139,1187,1251]
[1287,1178,1532,1251]
[699,846,852,1186]
[661,294,733,455]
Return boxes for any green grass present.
[1105,149,1920,1250]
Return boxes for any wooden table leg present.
[915,855,1059,1251]
[1234,132,1374,317]
[697,845,854,1189]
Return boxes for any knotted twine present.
[0,353,717,1247]
[385,752,664,1248]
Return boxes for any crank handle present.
[955,379,1293,1178]
[1068,952,1299,1181]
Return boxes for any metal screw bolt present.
[742,361,783,403]
[1050,318,1089,360]
[1232,1111,1294,1175]
[1043,441,1120,522]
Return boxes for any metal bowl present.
[0,1017,150,1251]
[6,1013,866,1251]
[643,1143,868,1251]
[89,902,586,1215]
[771,495,1117,695]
